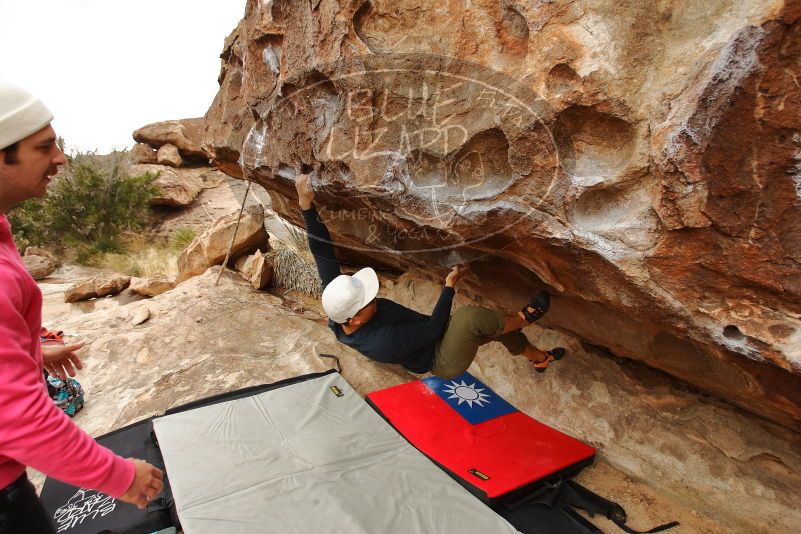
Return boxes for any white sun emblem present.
[442,380,491,408]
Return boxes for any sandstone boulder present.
[203,0,801,431]
[64,279,96,303]
[133,118,206,160]
[129,164,204,207]
[22,255,56,280]
[94,275,131,298]
[130,275,176,297]
[65,275,131,303]
[177,205,270,282]
[249,253,273,290]
[24,246,59,265]
[156,143,183,168]
[129,143,158,164]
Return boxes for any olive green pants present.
[431,306,528,379]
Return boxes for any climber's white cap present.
[322,267,379,324]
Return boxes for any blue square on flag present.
[422,372,518,425]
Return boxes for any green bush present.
[8,155,160,259]
[6,195,48,252]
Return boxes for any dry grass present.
[100,246,178,278]
[92,231,186,278]
[170,227,197,251]
[268,219,322,296]
[87,219,319,288]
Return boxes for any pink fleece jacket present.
[0,215,135,497]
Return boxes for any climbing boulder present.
[177,205,270,282]
[133,118,207,160]
[202,0,801,431]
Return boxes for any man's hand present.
[295,173,315,210]
[42,341,85,380]
[445,265,468,289]
[118,459,164,510]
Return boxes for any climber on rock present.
[294,173,566,378]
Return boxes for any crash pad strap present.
[562,481,679,534]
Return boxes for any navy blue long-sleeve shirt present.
[302,206,454,373]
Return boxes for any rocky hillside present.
[201,0,801,432]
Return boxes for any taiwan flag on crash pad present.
[366,372,596,502]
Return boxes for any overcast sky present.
[1,0,246,154]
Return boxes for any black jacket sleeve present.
[363,287,455,362]
[301,206,342,288]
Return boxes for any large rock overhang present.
[203,0,801,431]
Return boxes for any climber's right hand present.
[295,174,315,210]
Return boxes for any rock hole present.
[279,82,298,99]
[353,2,450,54]
[768,323,794,339]
[553,105,636,178]
[546,63,580,95]
[256,35,283,75]
[573,181,653,231]
[353,2,380,53]
[497,3,529,57]
[317,160,356,190]
[278,70,337,106]
[450,129,513,194]
[723,325,745,341]
[268,71,340,164]
[275,163,296,179]
[271,0,287,25]
[406,128,515,203]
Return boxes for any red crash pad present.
[367,372,596,502]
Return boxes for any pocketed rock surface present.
[30,268,801,533]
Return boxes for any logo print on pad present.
[423,372,518,425]
[443,380,491,408]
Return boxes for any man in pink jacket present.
[0,81,163,533]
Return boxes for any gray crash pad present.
[153,372,519,533]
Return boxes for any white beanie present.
[0,80,53,150]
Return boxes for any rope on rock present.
[215,179,253,286]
